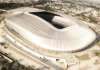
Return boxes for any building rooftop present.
[5,7,96,52]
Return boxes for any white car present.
[5,7,96,52]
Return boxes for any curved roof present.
[5,8,96,52]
